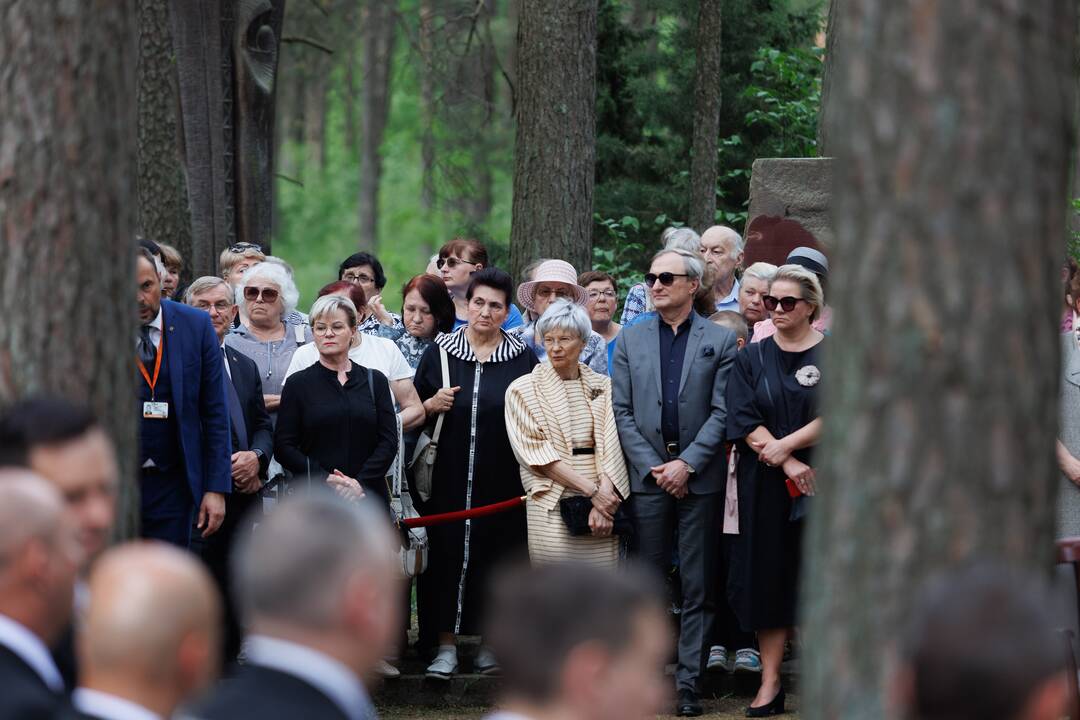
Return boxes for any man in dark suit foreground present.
[0,471,79,720]
[60,543,220,720]
[185,275,274,664]
[192,493,400,720]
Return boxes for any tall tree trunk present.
[688,0,722,233]
[509,0,598,281]
[137,0,192,276]
[802,3,1077,719]
[420,0,437,212]
[0,0,140,538]
[358,0,397,251]
[816,0,842,156]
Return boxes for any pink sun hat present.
[516,259,590,311]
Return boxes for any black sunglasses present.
[243,286,280,303]
[436,256,472,270]
[762,295,803,312]
[644,272,689,287]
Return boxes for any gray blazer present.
[611,312,737,494]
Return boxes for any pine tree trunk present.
[816,0,841,156]
[688,0,722,233]
[509,0,598,281]
[136,0,193,275]
[420,0,437,212]
[802,3,1077,718]
[0,0,140,538]
[358,0,397,251]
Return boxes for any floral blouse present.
[395,332,436,370]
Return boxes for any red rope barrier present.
[401,496,526,528]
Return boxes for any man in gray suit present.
[611,248,737,717]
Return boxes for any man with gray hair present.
[193,493,401,720]
[612,248,738,717]
[0,470,81,719]
[699,226,745,314]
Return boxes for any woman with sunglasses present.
[725,264,824,717]
[437,238,524,331]
[225,262,312,423]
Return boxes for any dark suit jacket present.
[0,644,62,720]
[154,299,232,501]
[611,310,737,494]
[192,664,352,720]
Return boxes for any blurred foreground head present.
[0,470,80,647]
[485,562,671,720]
[234,492,401,678]
[901,563,1068,720]
[79,543,221,717]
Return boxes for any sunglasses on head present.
[762,295,803,312]
[243,286,280,303]
[436,256,471,270]
[644,272,689,287]
[229,242,263,253]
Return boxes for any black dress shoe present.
[677,688,703,717]
[745,687,785,717]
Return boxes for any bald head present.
[0,470,67,569]
[82,543,221,686]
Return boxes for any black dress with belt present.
[725,336,823,631]
[275,360,398,503]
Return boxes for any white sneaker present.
[375,658,400,679]
[425,645,458,680]
[474,645,501,675]
[706,645,729,672]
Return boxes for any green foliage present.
[1070,199,1080,262]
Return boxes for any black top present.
[274,360,398,502]
[0,644,61,720]
[192,664,353,720]
[658,314,694,443]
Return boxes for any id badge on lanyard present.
[138,330,168,419]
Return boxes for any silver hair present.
[652,248,705,281]
[237,262,300,317]
[742,261,778,284]
[233,493,396,630]
[309,294,358,329]
[263,255,296,277]
[660,227,701,254]
[535,299,592,343]
[772,263,825,322]
[183,276,233,306]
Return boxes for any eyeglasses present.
[535,286,573,300]
[342,272,375,285]
[312,322,352,335]
[436,256,470,270]
[228,242,263,253]
[587,289,617,300]
[243,286,280,303]
[193,301,233,314]
[644,272,689,287]
[762,295,804,312]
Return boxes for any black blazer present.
[275,361,398,502]
[192,664,352,720]
[224,347,274,468]
[0,644,62,720]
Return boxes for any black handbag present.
[559,489,635,537]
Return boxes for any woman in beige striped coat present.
[505,300,631,566]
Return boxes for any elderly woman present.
[437,238,524,330]
[511,260,608,375]
[338,251,406,338]
[578,270,622,373]
[738,262,778,334]
[620,227,701,325]
[397,273,456,369]
[414,268,538,680]
[505,300,629,567]
[725,264,824,716]
[274,294,398,505]
[225,262,312,419]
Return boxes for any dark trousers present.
[140,467,194,548]
[632,490,720,692]
[714,533,755,650]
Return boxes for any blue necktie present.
[223,349,248,450]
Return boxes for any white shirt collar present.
[72,688,162,720]
[0,613,64,692]
[244,635,373,720]
[148,307,163,332]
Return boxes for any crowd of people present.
[0,227,1070,720]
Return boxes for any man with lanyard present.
[136,247,231,548]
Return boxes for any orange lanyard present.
[137,327,164,399]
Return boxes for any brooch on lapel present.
[701,345,715,357]
[796,365,821,387]
[588,386,605,401]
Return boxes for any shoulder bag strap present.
[431,346,449,443]
[294,322,306,346]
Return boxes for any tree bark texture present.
[802,3,1077,719]
[509,0,598,281]
[137,0,193,276]
[358,0,397,252]
[816,0,841,156]
[0,0,140,538]
[688,0,722,233]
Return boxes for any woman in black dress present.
[726,264,824,717]
[414,268,538,680]
[275,294,398,504]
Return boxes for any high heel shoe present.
[744,687,785,717]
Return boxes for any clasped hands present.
[588,473,620,538]
[650,459,691,499]
[748,436,816,496]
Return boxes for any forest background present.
[273,0,824,306]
